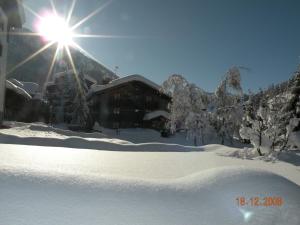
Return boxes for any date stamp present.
[236,196,284,207]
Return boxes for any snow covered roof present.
[6,80,31,100]
[20,82,39,95]
[91,74,162,93]
[8,79,39,96]
[84,74,97,84]
[143,110,170,121]
[46,81,55,87]
[9,78,23,87]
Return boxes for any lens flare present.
[11,0,132,85]
[239,208,253,222]
[37,13,74,46]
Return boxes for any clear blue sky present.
[24,0,300,92]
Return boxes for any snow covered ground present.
[0,122,202,151]
[0,122,300,225]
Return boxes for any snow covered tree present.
[162,75,211,145]
[185,111,210,146]
[240,68,300,155]
[188,83,209,112]
[70,71,93,129]
[161,74,192,132]
[213,66,244,145]
[46,70,93,130]
[266,70,300,152]
[240,97,268,155]
[283,70,300,149]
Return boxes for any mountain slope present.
[7,28,118,86]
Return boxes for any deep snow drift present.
[0,164,299,225]
[0,122,300,225]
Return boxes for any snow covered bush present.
[227,147,258,159]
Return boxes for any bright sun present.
[37,14,74,46]
[8,0,119,78]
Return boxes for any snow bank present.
[1,122,299,183]
[1,121,300,224]
[0,132,202,151]
[0,122,202,151]
[0,166,299,225]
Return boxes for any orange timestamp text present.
[236,196,284,207]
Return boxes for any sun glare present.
[8,0,119,82]
[37,14,74,46]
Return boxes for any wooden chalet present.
[4,79,49,123]
[88,75,171,130]
[5,80,31,121]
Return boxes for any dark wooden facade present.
[89,78,171,130]
[5,87,30,121]
[5,81,49,123]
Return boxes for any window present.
[113,108,120,114]
[146,96,152,102]
[113,122,119,129]
[114,93,121,100]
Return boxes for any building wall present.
[90,81,170,129]
[0,7,7,122]
[0,0,25,28]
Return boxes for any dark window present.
[146,96,152,102]
[113,122,119,129]
[114,93,120,100]
[113,108,120,114]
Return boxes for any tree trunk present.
[257,130,264,156]
[259,130,262,147]
[194,136,197,146]
[221,131,225,145]
[257,147,263,156]
[257,123,264,156]
[221,117,225,145]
